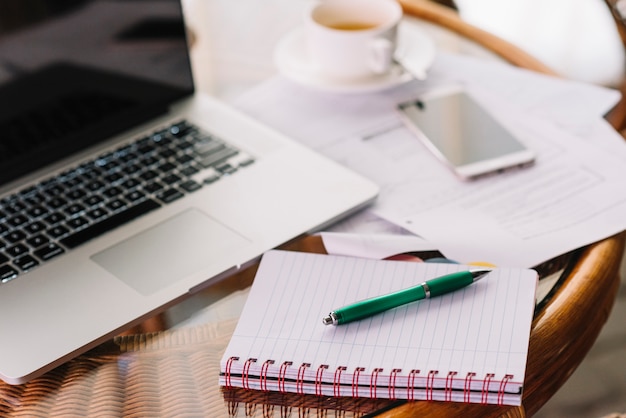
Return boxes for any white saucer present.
[273,23,436,94]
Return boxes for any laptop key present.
[47,225,70,239]
[137,143,155,155]
[24,221,46,234]
[216,163,237,175]
[65,203,86,216]
[0,265,18,283]
[6,244,29,258]
[87,207,109,220]
[14,255,39,271]
[44,212,66,225]
[157,162,177,173]
[179,165,199,177]
[62,176,84,189]
[86,180,105,192]
[141,156,159,166]
[104,172,124,183]
[198,148,238,168]
[46,197,67,209]
[24,193,47,206]
[194,138,223,155]
[140,170,159,181]
[60,199,161,248]
[156,188,184,204]
[7,214,29,227]
[3,201,26,215]
[179,180,202,192]
[143,182,164,193]
[159,149,177,159]
[106,199,127,211]
[43,184,65,197]
[5,230,26,243]
[121,179,141,190]
[84,195,104,207]
[170,121,192,137]
[27,206,48,218]
[26,234,49,248]
[65,189,87,200]
[118,151,138,163]
[161,173,181,185]
[66,217,89,230]
[103,187,123,198]
[34,243,65,261]
[122,163,142,175]
[124,190,145,202]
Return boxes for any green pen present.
[322,269,492,326]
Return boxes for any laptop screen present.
[0,0,195,186]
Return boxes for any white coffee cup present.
[305,0,403,81]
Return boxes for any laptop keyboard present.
[0,120,254,283]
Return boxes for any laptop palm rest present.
[91,208,249,295]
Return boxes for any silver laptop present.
[0,1,378,384]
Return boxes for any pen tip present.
[470,269,492,281]
[322,316,333,325]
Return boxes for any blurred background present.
[450,0,625,87]
[431,1,626,416]
[535,249,626,417]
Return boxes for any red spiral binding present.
[315,365,328,396]
[497,374,513,405]
[370,368,383,399]
[278,361,292,393]
[407,369,420,401]
[260,360,274,392]
[352,367,365,398]
[388,368,401,400]
[481,373,496,404]
[333,366,347,397]
[224,356,239,389]
[464,372,476,403]
[242,358,257,390]
[296,363,310,395]
[445,371,458,402]
[426,370,438,401]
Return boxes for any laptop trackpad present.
[92,208,250,295]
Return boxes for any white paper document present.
[319,232,436,260]
[234,52,626,267]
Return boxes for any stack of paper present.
[233,51,626,268]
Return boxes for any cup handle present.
[369,38,394,74]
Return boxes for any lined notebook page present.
[220,250,537,405]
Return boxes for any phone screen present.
[398,90,534,179]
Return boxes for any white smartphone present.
[397,89,535,180]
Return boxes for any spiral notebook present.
[219,250,537,406]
